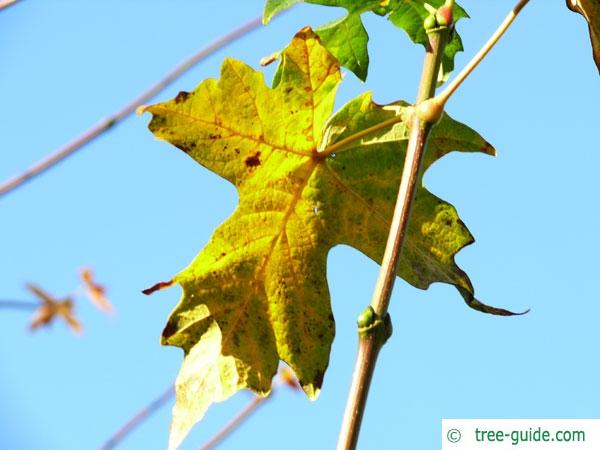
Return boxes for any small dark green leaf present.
[316,13,370,81]
[264,0,468,82]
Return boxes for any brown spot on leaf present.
[175,143,192,153]
[245,151,261,167]
[175,91,190,104]
[142,280,174,295]
[162,320,178,339]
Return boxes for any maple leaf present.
[142,28,519,450]
[80,267,113,314]
[263,0,467,82]
[567,0,600,73]
[27,283,82,335]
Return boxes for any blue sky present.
[1,1,599,450]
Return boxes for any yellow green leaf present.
[142,27,519,449]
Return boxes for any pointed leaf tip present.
[482,142,496,156]
[458,286,529,316]
[263,0,302,24]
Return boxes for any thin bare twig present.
[98,385,175,450]
[0,15,264,198]
[198,395,269,450]
[437,0,531,105]
[0,0,19,11]
[99,374,288,450]
[197,374,293,450]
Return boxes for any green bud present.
[435,5,454,27]
[372,6,388,15]
[423,14,437,31]
[357,306,376,329]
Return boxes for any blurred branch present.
[0,0,19,11]
[198,369,300,450]
[26,283,82,334]
[98,368,298,450]
[2,270,111,333]
[0,300,37,310]
[198,395,269,450]
[98,385,175,450]
[0,15,265,198]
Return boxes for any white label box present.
[442,419,600,449]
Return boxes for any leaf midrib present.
[218,160,319,356]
